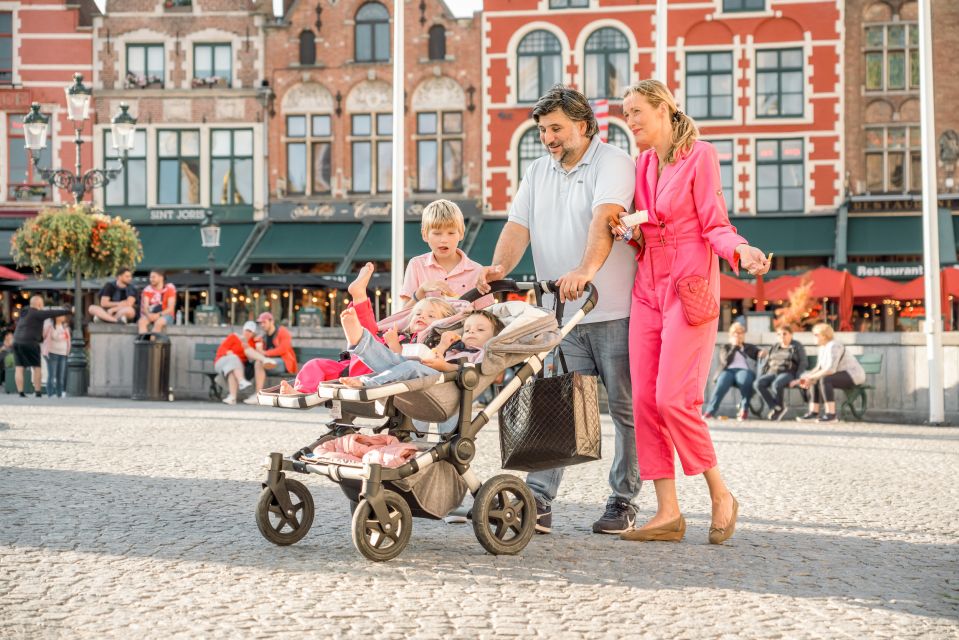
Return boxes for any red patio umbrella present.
[762,268,857,330]
[718,272,755,300]
[0,265,26,281]
[895,268,959,328]
[853,276,899,302]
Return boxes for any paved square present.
[1,396,957,638]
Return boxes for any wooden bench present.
[189,343,345,401]
[798,352,883,420]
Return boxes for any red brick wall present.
[264,0,482,204]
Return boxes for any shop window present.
[158,129,201,205]
[686,51,733,119]
[416,111,463,192]
[517,31,562,103]
[756,138,803,213]
[584,28,629,100]
[105,129,147,206]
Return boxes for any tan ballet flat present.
[619,515,686,542]
[708,495,739,545]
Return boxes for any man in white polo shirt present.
[476,85,641,534]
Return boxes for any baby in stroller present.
[339,308,505,388]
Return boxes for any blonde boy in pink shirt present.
[401,199,492,308]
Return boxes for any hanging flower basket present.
[11,204,143,279]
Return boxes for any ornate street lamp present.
[200,210,221,318]
[23,73,138,397]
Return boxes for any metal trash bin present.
[132,333,172,401]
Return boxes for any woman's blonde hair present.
[812,322,834,340]
[622,79,698,165]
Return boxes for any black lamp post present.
[22,73,138,397]
[200,210,221,317]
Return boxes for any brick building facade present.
[838,0,959,281]
[253,0,481,274]
[87,0,269,275]
[0,0,98,220]
[482,0,844,272]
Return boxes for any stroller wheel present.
[351,490,412,562]
[472,474,536,555]
[255,479,314,546]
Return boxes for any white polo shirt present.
[508,135,637,323]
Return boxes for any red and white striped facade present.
[481,0,844,217]
[0,0,96,215]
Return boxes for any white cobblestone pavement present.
[0,395,957,639]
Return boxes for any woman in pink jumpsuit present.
[615,80,770,544]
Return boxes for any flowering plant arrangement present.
[125,72,164,89]
[773,277,819,330]
[11,205,142,278]
[191,75,227,88]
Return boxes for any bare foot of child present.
[279,380,296,395]
[348,262,375,303]
[338,376,365,388]
[383,326,402,353]
[341,307,364,346]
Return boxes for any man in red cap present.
[244,311,298,403]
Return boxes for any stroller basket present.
[255,279,599,561]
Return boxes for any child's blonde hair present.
[421,199,465,237]
[405,296,456,331]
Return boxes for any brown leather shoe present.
[619,515,686,542]
[708,495,739,545]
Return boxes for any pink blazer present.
[633,140,747,289]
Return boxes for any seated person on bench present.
[792,322,866,423]
[245,312,297,404]
[214,321,274,405]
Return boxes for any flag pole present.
[655,0,667,82]
[390,0,405,313]
[918,0,944,424]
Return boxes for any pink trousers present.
[629,243,719,481]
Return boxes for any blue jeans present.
[45,353,67,397]
[704,368,755,415]
[351,330,457,434]
[754,372,796,411]
[526,318,641,507]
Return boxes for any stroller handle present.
[459,278,599,317]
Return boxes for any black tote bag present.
[498,347,602,472]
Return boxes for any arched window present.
[517,30,562,103]
[299,30,316,66]
[355,2,389,63]
[584,28,629,99]
[606,123,631,155]
[428,25,446,60]
[517,126,546,181]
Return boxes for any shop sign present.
[0,90,32,111]
[148,208,211,222]
[269,199,481,221]
[848,263,923,279]
[849,197,958,214]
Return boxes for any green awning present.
[138,223,254,270]
[732,214,836,257]
[0,230,13,263]
[353,222,429,262]
[846,216,922,256]
[248,222,363,263]
[466,220,535,276]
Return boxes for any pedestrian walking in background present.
[754,325,807,421]
[616,79,769,545]
[703,322,762,421]
[793,323,865,423]
[42,315,70,398]
[12,296,71,398]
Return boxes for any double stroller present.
[254,280,598,561]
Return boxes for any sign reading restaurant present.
[847,263,924,279]
[848,195,958,214]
